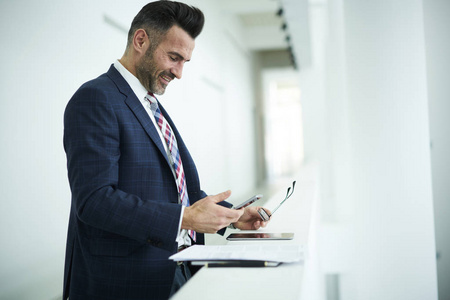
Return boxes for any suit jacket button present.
[147,239,152,244]
[157,242,163,247]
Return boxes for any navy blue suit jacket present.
[63,65,229,300]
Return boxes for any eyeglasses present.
[257,181,296,222]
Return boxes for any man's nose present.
[171,63,183,79]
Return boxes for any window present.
[263,70,304,181]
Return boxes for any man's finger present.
[210,190,232,203]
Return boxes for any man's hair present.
[126,0,204,51]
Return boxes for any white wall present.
[299,0,439,299]
[0,1,257,299]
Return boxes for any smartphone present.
[233,194,263,209]
[226,232,294,240]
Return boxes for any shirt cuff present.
[175,206,185,243]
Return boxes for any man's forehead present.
[159,26,195,60]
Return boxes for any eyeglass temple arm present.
[269,181,296,217]
[269,187,291,216]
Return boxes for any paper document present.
[169,244,304,263]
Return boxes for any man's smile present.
[160,74,173,85]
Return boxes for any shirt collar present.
[113,59,149,103]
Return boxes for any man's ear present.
[133,29,148,55]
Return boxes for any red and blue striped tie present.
[146,93,196,241]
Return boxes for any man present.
[63,1,269,299]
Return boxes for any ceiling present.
[218,0,312,69]
[218,0,286,51]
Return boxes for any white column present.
[339,0,438,299]
[423,1,450,299]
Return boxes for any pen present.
[205,261,278,268]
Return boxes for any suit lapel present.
[106,65,171,167]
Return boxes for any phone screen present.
[233,194,263,209]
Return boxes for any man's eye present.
[170,56,177,61]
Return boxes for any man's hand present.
[233,206,271,230]
[182,190,244,233]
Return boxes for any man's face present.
[136,25,195,95]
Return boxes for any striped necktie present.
[145,93,196,241]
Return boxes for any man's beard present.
[136,48,166,95]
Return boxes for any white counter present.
[171,164,323,300]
